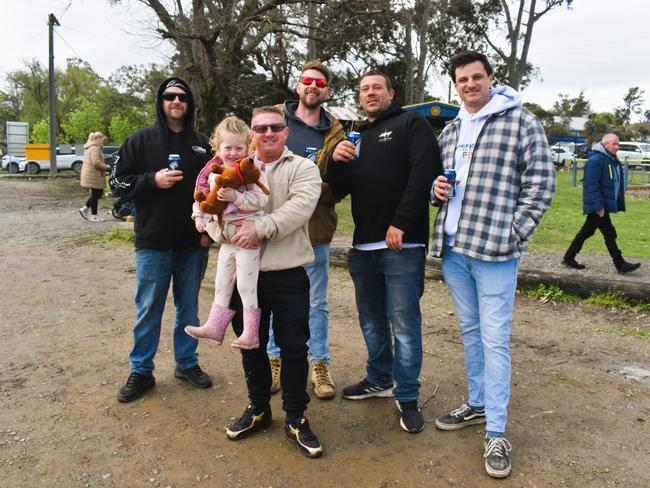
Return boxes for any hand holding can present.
[167,154,181,171]
[442,169,456,198]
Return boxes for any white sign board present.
[6,121,29,156]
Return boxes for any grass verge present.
[336,170,650,258]
[595,324,648,338]
[520,284,650,312]
[91,229,135,245]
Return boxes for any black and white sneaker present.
[435,403,486,430]
[484,435,512,478]
[285,417,323,458]
[396,400,424,433]
[342,378,394,400]
[225,404,272,440]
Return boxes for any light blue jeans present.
[267,244,331,363]
[130,246,209,374]
[347,247,425,402]
[441,248,519,435]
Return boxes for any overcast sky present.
[3,0,649,115]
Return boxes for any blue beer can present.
[347,131,361,145]
[305,147,318,162]
[443,169,456,198]
[168,153,180,171]
[347,131,361,158]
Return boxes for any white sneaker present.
[90,215,106,222]
[78,207,88,220]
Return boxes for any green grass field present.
[335,169,650,259]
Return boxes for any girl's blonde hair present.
[209,116,251,154]
[87,131,106,144]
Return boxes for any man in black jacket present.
[328,71,441,433]
[110,77,213,402]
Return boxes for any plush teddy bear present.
[194,157,270,229]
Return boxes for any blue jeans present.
[130,246,209,374]
[441,248,519,435]
[347,247,425,402]
[267,244,331,363]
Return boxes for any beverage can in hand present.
[443,169,456,198]
[305,147,318,163]
[347,132,361,158]
[168,154,181,171]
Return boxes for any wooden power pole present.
[48,13,60,176]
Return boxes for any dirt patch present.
[1,178,649,487]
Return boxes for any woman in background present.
[79,131,111,222]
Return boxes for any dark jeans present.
[565,212,623,265]
[231,267,310,419]
[85,188,103,215]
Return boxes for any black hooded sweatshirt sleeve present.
[110,77,212,250]
[327,101,441,246]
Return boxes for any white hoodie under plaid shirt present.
[431,90,556,262]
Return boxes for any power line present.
[54,30,82,59]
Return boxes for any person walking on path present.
[328,71,440,434]
[430,51,555,478]
[223,106,324,458]
[266,60,346,400]
[562,133,641,274]
[110,77,214,403]
[79,131,111,222]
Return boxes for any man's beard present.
[300,92,324,108]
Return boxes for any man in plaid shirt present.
[431,51,555,478]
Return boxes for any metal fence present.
[568,157,650,188]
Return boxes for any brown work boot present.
[310,360,336,399]
[269,355,281,394]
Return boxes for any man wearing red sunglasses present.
[265,60,346,402]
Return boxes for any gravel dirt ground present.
[1,178,649,488]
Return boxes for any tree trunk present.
[415,0,432,103]
[403,11,413,105]
[307,1,318,60]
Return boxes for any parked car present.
[19,153,85,174]
[1,155,23,174]
[550,146,575,169]
[617,141,650,162]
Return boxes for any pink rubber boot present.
[185,303,236,345]
[231,308,261,350]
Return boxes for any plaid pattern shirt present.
[431,105,556,262]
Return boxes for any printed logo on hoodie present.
[378,130,393,143]
[192,145,207,154]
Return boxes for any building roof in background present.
[324,105,363,121]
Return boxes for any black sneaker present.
[226,404,272,440]
[562,257,585,269]
[484,435,512,478]
[617,261,641,274]
[395,400,424,433]
[117,372,155,403]
[342,378,393,400]
[174,365,212,388]
[285,417,323,458]
[435,403,486,430]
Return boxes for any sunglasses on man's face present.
[300,76,327,88]
[251,124,286,134]
[162,92,189,103]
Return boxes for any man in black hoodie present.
[111,77,213,402]
[328,71,441,433]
